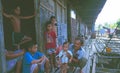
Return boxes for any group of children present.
[3,5,87,73]
[45,16,73,73]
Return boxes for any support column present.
[0,0,7,72]
[34,0,42,51]
[92,24,95,32]
[67,1,72,42]
[76,11,81,36]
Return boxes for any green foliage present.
[98,24,103,30]
[104,22,110,27]
[109,23,117,29]
[97,18,120,30]
[102,18,120,29]
[116,19,120,29]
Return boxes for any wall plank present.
[0,0,7,72]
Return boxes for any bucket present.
[106,47,111,53]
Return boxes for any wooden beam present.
[40,3,54,13]
[34,0,43,51]
[0,0,7,72]
[55,0,66,9]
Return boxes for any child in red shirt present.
[45,21,57,72]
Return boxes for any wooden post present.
[92,54,96,73]
[34,0,43,51]
[76,11,81,36]
[0,0,7,73]
[67,1,72,42]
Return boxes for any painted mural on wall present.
[40,0,55,24]
[39,0,55,51]
[41,0,54,11]
[57,23,67,45]
[40,0,67,48]
[61,23,67,41]
[80,23,86,36]
[71,18,78,42]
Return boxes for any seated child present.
[57,41,73,73]
[5,47,24,73]
[22,41,49,73]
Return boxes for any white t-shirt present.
[58,50,73,63]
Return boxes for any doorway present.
[2,0,36,50]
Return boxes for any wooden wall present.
[55,0,67,45]
[71,18,78,42]
[0,0,6,72]
[35,0,67,51]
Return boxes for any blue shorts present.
[47,48,55,54]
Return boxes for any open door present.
[0,0,40,72]
[2,0,36,50]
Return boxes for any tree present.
[104,22,110,28]
[116,19,120,29]
[98,24,102,30]
[109,23,117,29]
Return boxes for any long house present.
[0,0,106,72]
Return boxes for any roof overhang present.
[69,0,107,28]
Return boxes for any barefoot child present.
[5,48,24,73]
[44,21,57,71]
[2,6,35,46]
[58,41,73,73]
[22,41,49,73]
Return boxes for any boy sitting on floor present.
[22,41,49,73]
